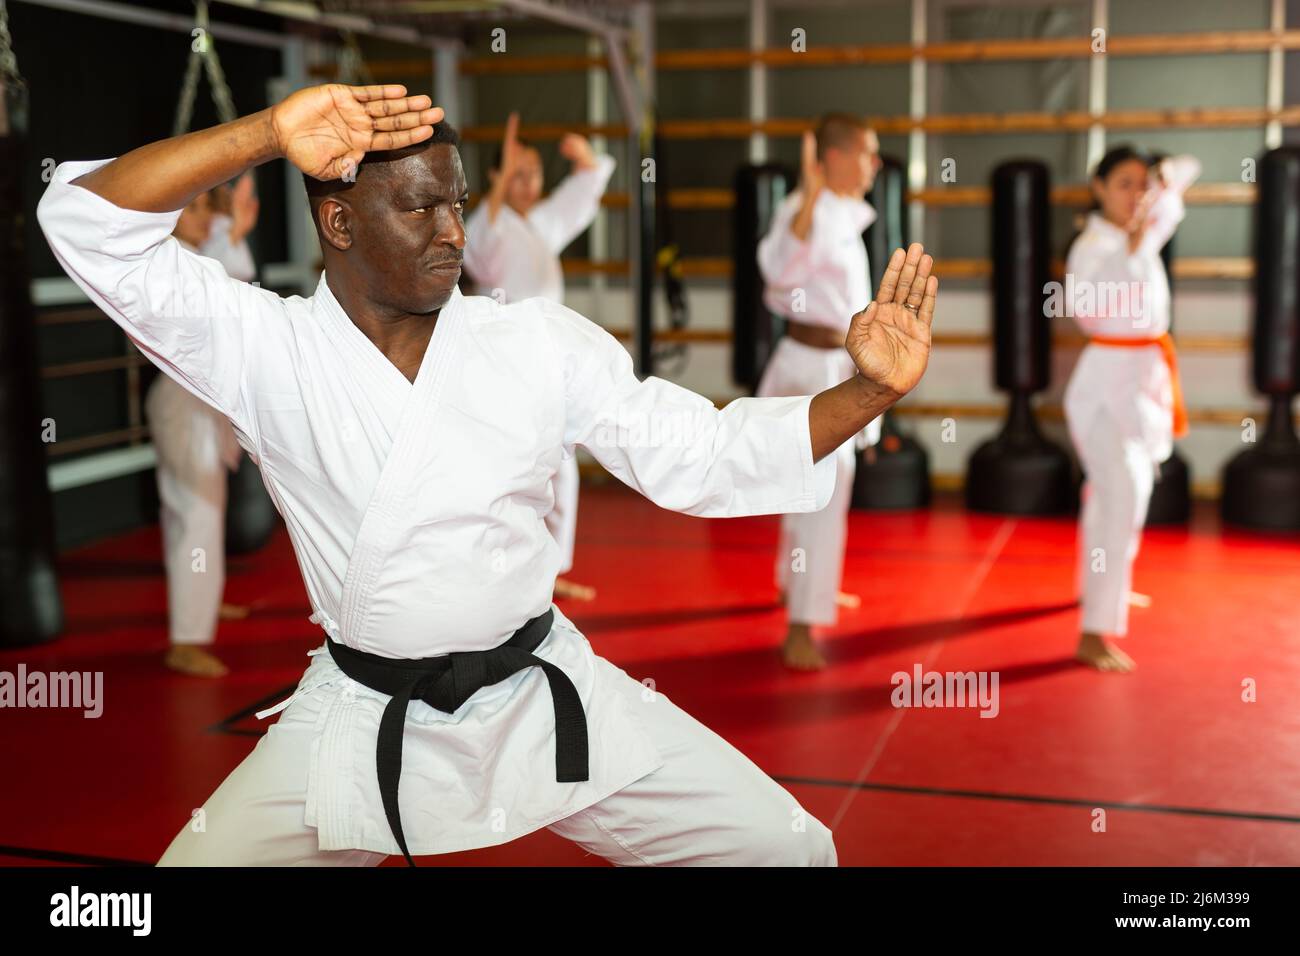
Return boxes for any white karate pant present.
[1073,410,1155,637]
[547,456,580,575]
[147,376,236,647]
[156,654,837,866]
[757,338,869,627]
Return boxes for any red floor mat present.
[2,486,1298,866]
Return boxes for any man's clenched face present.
[315,143,469,315]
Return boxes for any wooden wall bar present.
[324,29,1300,80]
[531,183,1253,211]
[459,106,1300,142]
[559,256,1255,281]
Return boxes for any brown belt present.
[783,319,845,350]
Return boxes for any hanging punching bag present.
[1222,147,1300,531]
[225,456,277,554]
[732,163,795,391]
[0,67,63,645]
[852,155,931,510]
[1144,164,1192,525]
[966,160,1074,515]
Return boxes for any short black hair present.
[301,119,461,198]
[1092,144,1149,182]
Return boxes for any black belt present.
[325,609,588,866]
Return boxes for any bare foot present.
[781,626,827,671]
[1127,591,1152,608]
[1074,632,1135,673]
[554,577,597,602]
[165,645,230,678]
[219,602,251,620]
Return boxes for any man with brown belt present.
[757,114,883,670]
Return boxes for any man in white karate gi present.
[757,114,883,671]
[463,111,617,601]
[39,83,938,867]
[149,174,260,678]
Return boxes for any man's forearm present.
[808,375,898,462]
[790,185,821,242]
[72,110,281,212]
[485,174,510,223]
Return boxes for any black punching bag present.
[853,155,931,510]
[0,73,63,645]
[966,160,1074,515]
[732,163,795,391]
[1222,147,1300,531]
[1144,191,1192,526]
[225,455,277,554]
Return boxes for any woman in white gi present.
[1064,145,1199,672]
[757,114,883,670]
[463,112,616,602]
[38,83,938,866]
[149,173,260,677]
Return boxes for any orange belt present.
[1089,332,1189,439]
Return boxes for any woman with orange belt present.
[1063,145,1199,672]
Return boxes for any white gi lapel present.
[314,275,412,419]
[336,285,467,653]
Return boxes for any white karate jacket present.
[1063,156,1201,463]
[463,154,616,303]
[758,187,877,331]
[758,187,881,448]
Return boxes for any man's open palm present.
[271,84,444,181]
[845,243,938,396]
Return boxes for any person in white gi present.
[1064,145,1200,672]
[150,174,260,678]
[38,83,938,866]
[463,111,616,602]
[757,114,883,671]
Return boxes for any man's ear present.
[318,197,353,252]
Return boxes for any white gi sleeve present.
[757,191,824,291]
[462,202,510,291]
[1138,155,1200,256]
[1157,155,1202,196]
[1066,234,1169,334]
[1067,234,1132,290]
[530,154,617,254]
[37,159,275,436]
[544,298,838,517]
[201,213,257,282]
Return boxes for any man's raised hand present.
[271,84,444,181]
[800,130,826,198]
[498,112,524,178]
[845,243,938,397]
